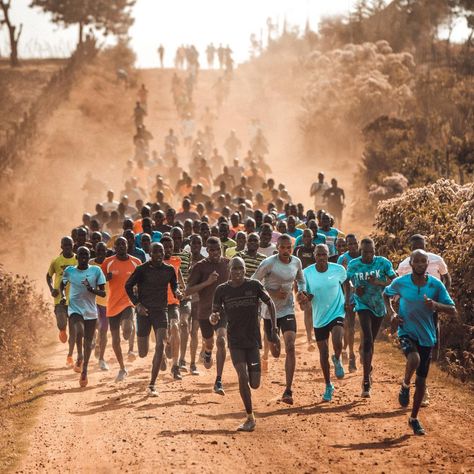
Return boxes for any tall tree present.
[0,0,23,67]
[30,0,135,45]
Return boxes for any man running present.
[211,257,277,432]
[125,242,181,396]
[294,228,317,352]
[310,172,329,211]
[61,247,106,387]
[101,237,141,382]
[345,238,396,397]
[253,234,306,404]
[47,236,77,367]
[337,234,360,372]
[323,178,345,226]
[303,244,347,401]
[236,233,266,278]
[384,249,456,435]
[186,237,230,395]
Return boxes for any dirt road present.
[15,312,474,473]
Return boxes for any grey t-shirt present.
[252,255,305,319]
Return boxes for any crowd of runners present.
[46,66,457,437]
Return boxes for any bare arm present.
[441,272,452,290]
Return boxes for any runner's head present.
[190,234,202,256]
[230,212,240,228]
[244,218,256,234]
[150,242,164,265]
[307,219,319,236]
[206,236,221,263]
[259,223,272,247]
[61,236,74,257]
[123,218,134,231]
[166,208,176,225]
[154,210,165,227]
[409,249,429,276]
[247,233,260,252]
[90,231,102,250]
[314,244,329,265]
[123,229,135,251]
[360,238,375,263]
[76,246,90,267]
[235,231,247,250]
[409,234,426,251]
[76,227,88,246]
[321,213,331,230]
[219,221,230,240]
[182,198,191,211]
[277,220,287,234]
[199,221,210,244]
[277,234,292,260]
[158,235,172,260]
[229,257,245,284]
[142,217,153,235]
[115,236,128,257]
[287,215,296,232]
[302,228,313,247]
[318,172,324,183]
[141,233,151,254]
[171,227,183,251]
[331,178,338,188]
[336,237,347,255]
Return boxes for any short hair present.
[160,235,173,245]
[150,242,164,252]
[206,236,221,247]
[410,234,425,242]
[360,237,374,246]
[277,234,292,245]
[346,233,357,241]
[230,256,245,269]
[315,244,329,254]
[409,249,429,262]
[189,234,202,243]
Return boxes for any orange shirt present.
[101,255,141,317]
[165,256,181,305]
[133,219,143,234]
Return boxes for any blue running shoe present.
[323,383,335,402]
[332,354,345,379]
[408,417,426,435]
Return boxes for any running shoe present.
[341,350,348,364]
[361,381,371,398]
[189,364,199,376]
[127,350,137,361]
[307,343,316,353]
[66,355,74,368]
[237,419,256,432]
[98,359,109,371]
[73,358,83,373]
[281,388,293,405]
[408,417,426,435]
[399,383,410,407]
[261,357,268,372]
[421,387,430,407]
[115,368,128,382]
[59,329,67,344]
[349,355,357,373]
[332,354,345,379]
[323,383,335,402]
[147,385,158,397]
[160,357,167,371]
[165,342,172,359]
[214,380,225,395]
[79,372,88,388]
[171,365,182,380]
[178,359,188,373]
[203,351,213,369]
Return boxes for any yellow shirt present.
[47,254,77,304]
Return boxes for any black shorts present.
[69,313,96,340]
[263,314,296,339]
[399,336,432,378]
[108,306,134,331]
[199,317,227,340]
[314,317,344,342]
[230,347,261,372]
[137,309,168,337]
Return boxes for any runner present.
[337,234,360,372]
[47,236,77,367]
[125,242,181,396]
[345,238,396,397]
[89,241,109,370]
[319,213,342,258]
[186,237,230,394]
[323,178,345,226]
[211,257,278,432]
[252,234,306,404]
[236,233,266,278]
[60,246,106,387]
[101,237,141,382]
[293,228,317,351]
[309,172,329,211]
[303,244,347,401]
[257,223,277,257]
[384,249,456,435]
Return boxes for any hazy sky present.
[0,0,469,67]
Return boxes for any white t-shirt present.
[310,181,329,209]
[102,200,120,212]
[258,244,276,257]
[397,252,448,280]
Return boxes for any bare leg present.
[317,338,330,385]
[215,328,227,379]
[110,327,125,370]
[190,319,199,366]
[170,318,180,366]
[283,331,296,391]
[150,328,167,386]
[179,312,189,362]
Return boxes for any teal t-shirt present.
[303,263,347,328]
[288,228,303,239]
[384,274,454,347]
[62,265,106,320]
[318,228,339,256]
[337,251,358,268]
[294,233,327,248]
[346,256,396,317]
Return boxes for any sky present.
[0,0,469,67]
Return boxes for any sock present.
[409,416,417,421]
[402,381,410,389]
[247,412,255,421]
[216,375,222,382]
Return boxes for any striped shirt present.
[236,251,267,278]
[173,250,191,283]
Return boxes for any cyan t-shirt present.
[346,256,396,317]
[337,251,358,268]
[294,233,327,247]
[288,228,303,239]
[62,265,106,320]
[318,228,340,256]
[304,263,347,328]
[384,274,454,347]
[135,231,162,248]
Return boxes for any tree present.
[0,0,23,67]
[30,0,135,45]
